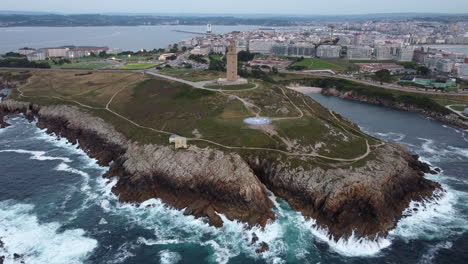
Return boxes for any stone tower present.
[226,39,238,81]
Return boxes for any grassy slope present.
[118,63,159,70]
[291,58,349,71]
[159,68,224,82]
[7,69,376,168]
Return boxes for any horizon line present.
[1,10,468,16]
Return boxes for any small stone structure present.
[217,39,248,86]
[169,135,188,149]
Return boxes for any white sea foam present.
[110,241,137,264]
[297,216,391,257]
[16,113,467,261]
[418,241,453,264]
[54,162,91,191]
[374,132,406,142]
[159,250,182,264]
[0,149,71,162]
[0,201,97,264]
[390,188,468,241]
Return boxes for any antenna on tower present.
[207,24,212,34]
[328,25,335,39]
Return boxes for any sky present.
[1,0,468,15]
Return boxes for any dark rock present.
[251,233,259,244]
[1,101,274,229]
[255,242,269,254]
[0,108,11,128]
[247,143,441,239]
[0,255,4,264]
[13,253,22,260]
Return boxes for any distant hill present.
[0,12,467,27]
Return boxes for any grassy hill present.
[6,69,381,168]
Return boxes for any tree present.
[188,54,208,64]
[170,44,179,53]
[5,52,25,58]
[208,58,226,72]
[271,67,279,74]
[98,51,107,58]
[374,69,391,83]
[181,46,187,52]
[238,50,255,62]
[417,66,431,76]
[166,55,177,60]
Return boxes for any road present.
[10,67,377,162]
[283,70,468,96]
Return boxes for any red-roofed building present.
[356,63,405,73]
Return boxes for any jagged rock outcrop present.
[0,100,274,227]
[247,143,441,239]
[322,88,468,129]
[108,143,274,226]
[0,98,441,240]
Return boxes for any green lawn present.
[58,62,115,69]
[118,63,159,70]
[204,82,256,90]
[291,58,348,71]
[450,105,468,111]
[159,68,224,82]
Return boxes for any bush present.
[175,87,214,99]
[0,58,50,69]
[188,54,208,64]
[238,50,255,62]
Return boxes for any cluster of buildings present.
[18,46,122,61]
[174,26,424,62]
[413,47,468,78]
[172,23,468,79]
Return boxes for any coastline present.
[321,87,468,130]
[0,95,442,241]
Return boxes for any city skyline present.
[2,0,468,15]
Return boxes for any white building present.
[18,48,36,56]
[436,59,454,73]
[374,46,395,60]
[458,64,468,79]
[248,39,276,54]
[316,45,341,58]
[190,45,211,56]
[26,51,46,61]
[346,46,373,60]
[106,48,123,54]
[396,45,415,62]
[44,47,69,58]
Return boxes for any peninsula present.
[0,67,442,249]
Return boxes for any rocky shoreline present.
[321,88,468,130]
[0,98,442,244]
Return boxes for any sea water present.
[0,93,467,263]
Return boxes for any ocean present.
[0,25,261,53]
[0,93,467,264]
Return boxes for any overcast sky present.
[2,0,468,15]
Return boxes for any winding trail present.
[12,70,379,162]
[446,104,468,119]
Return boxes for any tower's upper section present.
[227,40,237,54]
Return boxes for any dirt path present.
[13,71,374,162]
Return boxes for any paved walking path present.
[10,69,381,162]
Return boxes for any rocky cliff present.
[247,143,440,239]
[0,100,275,228]
[322,88,468,130]
[0,99,441,241]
